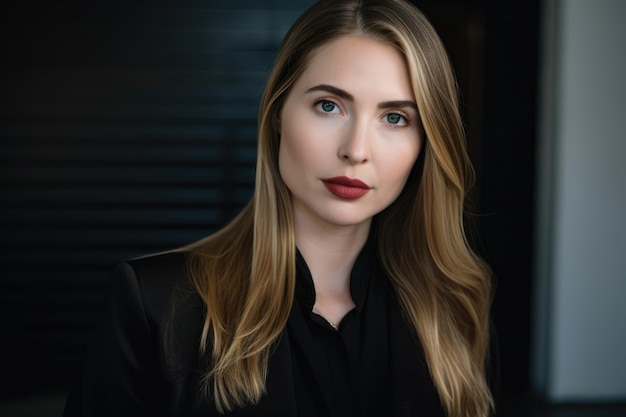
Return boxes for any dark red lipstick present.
[321,176,371,199]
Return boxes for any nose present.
[338,120,370,164]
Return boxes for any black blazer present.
[65,251,496,416]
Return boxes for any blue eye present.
[385,112,406,125]
[317,100,338,113]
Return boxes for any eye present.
[315,100,340,114]
[384,112,408,126]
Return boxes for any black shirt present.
[64,247,454,416]
[288,238,391,417]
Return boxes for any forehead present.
[295,35,414,98]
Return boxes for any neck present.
[294,213,371,303]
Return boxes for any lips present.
[321,176,371,199]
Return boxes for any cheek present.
[381,140,422,187]
[278,113,317,181]
[278,136,297,183]
[279,112,330,174]
[279,128,304,176]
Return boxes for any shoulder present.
[128,249,190,274]
[112,250,199,329]
[126,250,191,290]
[122,250,192,299]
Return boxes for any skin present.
[278,35,423,325]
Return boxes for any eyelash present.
[313,99,411,127]
[384,111,410,126]
[314,99,341,115]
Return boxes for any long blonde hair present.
[185,0,494,415]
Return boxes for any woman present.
[65,0,497,416]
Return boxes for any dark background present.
[0,0,539,411]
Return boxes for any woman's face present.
[278,35,423,231]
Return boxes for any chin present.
[319,212,373,228]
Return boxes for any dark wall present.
[1,0,539,404]
[0,0,311,397]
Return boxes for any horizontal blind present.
[0,0,311,397]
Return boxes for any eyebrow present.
[379,100,418,111]
[306,84,353,101]
[305,84,418,110]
